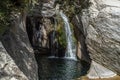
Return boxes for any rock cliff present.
[0,0,39,79]
[0,12,38,80]
[81,0,120,75]
[0,42,28,80]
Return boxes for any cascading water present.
[60,11,76,60]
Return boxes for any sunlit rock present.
[0,42,28,80]
[87,61,116,79]
[81,0,120,75]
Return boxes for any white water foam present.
[60,11,77,60]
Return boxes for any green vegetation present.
[0,0,11,35]
[54,0,89,47]
[56,15,77,48]
[57,19,67,48]
[0,0,37,35]
[55,0,90,20]
[69,23,77,44]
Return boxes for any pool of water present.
[36,55,90,80]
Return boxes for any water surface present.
[36,56,90,80]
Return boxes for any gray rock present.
[0,41,28,80]
[81,0,120,75]
[31,0,56,17]
[87,61,116,79]
[1,12,38,80]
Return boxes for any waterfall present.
[60,11,76,60]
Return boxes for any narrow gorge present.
[0,0,120,80]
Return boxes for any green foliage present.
[0,0,11,35]
[69,23,77,44]
[55,0,90,20]
[56,16,77,48]
[57,23,67,48]
[0,0,37,35]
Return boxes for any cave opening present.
[26,16,65,57]
[26,14,91,79]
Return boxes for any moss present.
[56,15,77,48]
[57,19,67,48]
[70,23,77,44]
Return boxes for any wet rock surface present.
[27,0,65,56]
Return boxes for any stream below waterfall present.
[35,55,90,80]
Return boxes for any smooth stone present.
[87,61,116,79]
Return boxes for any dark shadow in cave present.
[26,16,34,46]
[26,16,65,56]
[72,15,91,64]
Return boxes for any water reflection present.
[36,56,89,80]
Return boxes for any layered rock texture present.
[0,42,28,80]
[1,0,120,79]
[0,12,38,80]
[31,0,56,17]
[80,0,120,75]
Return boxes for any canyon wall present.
[0,12,38,80]
[1,0,120,79]
[80,0,120,75]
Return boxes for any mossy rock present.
[57,20,67,48]
[56,15,77,48]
